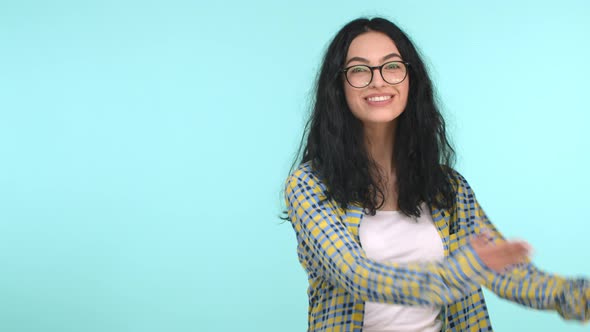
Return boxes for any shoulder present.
[284,162,339,214]
[284,161,328,195]
[442,166,478,198]
[288,161,314,180]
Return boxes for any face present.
[343,31,410,126]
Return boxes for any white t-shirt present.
[359,203,444,332]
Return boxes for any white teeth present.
[367,95,392,102]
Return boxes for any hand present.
[470,230,532,274]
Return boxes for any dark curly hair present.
[290,17,457,218]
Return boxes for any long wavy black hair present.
[291,17,457,218]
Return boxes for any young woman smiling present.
[284,17,589,332]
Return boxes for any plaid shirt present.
[285,162,589,331]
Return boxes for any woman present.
[284,17,589,331]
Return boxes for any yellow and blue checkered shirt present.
[285,162,589,331]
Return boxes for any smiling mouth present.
[366,95,392,102]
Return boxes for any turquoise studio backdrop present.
[1,0,589,331]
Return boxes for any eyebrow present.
[345,53,402,66]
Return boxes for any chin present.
[362,110,403,124]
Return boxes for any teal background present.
[1,0,589,331]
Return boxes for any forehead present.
[346,31,400,61]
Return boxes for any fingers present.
[471,236,533,274]
[497,241,531,267]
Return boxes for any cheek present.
[343,85,362,111]
[397,82,410,106]
[401,79,410,101]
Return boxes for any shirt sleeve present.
[285,167,495,306]
[458,172,590,322]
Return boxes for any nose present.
[369,67,387,88]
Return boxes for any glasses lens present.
[346,65,372,87]
[381,61,407,84]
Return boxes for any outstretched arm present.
[458,172,590,322]
[285,167,525,306]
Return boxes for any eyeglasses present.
[341,61,410,88]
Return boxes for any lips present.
[364,94,394,105]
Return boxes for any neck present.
[364,121,397,175]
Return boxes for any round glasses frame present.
[341,60,411,88]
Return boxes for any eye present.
[349,66,369,73]
[384,62,401,70]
